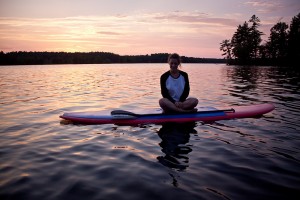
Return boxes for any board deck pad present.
[60,103,275,125]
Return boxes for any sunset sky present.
[0,0,299,58]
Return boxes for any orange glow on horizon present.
[0,0,296,58]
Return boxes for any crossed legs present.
[159,98,198,113]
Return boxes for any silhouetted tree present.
[287,13,300,65]
[220,13,299,66]
[231,21,252,63]
[267,22,289,59]
[0,51,225,65]
[230,15,263,63]
[249,15,263,59]
[220,39,232,62]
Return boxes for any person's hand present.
[175,102,183,108]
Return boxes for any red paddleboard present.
[60,103,274,125]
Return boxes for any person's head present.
[168,53,181,70]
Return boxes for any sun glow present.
[0,0,297,57]
[0,12,241,57]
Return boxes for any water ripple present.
[1,64,300,200]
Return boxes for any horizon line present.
[0,50,224,60]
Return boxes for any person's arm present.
[160,72,175,103]
[179,72,190,102]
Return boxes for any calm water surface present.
[0,64,299,200]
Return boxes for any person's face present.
[169,58,179,71]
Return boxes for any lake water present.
[0,64,299,200]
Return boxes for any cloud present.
[244,1,283,13]
[0,11,242,57]
[97,31,122,35]
[153,11,239,27]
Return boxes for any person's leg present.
[159,98,179,112]
[181,98,198,110]
[159,98,198,112]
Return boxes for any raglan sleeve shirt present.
[160,71,190,103]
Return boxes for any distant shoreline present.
[0,51,226,65]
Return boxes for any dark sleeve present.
[160,72,176,103]
[179,71,190,102]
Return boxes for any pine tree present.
[268,22,289,59]
[220,39,232,61]
[287,13,300,65]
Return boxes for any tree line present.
[0,51,225,65]
[220,13,300,66]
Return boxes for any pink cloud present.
[244,1,283,13]
[154,11,239,27]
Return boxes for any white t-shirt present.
[166,74,185,102]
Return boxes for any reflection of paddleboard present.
[60,103,274,125]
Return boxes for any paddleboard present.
[60,103,274,125]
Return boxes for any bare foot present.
[176,108,198,113]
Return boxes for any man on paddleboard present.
[159,53,198,112]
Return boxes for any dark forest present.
[0,52,225,65]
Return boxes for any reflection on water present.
[0,64,299,200]
[157,122,196,171]
[223,66,300,130]
[224,66,300,103]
